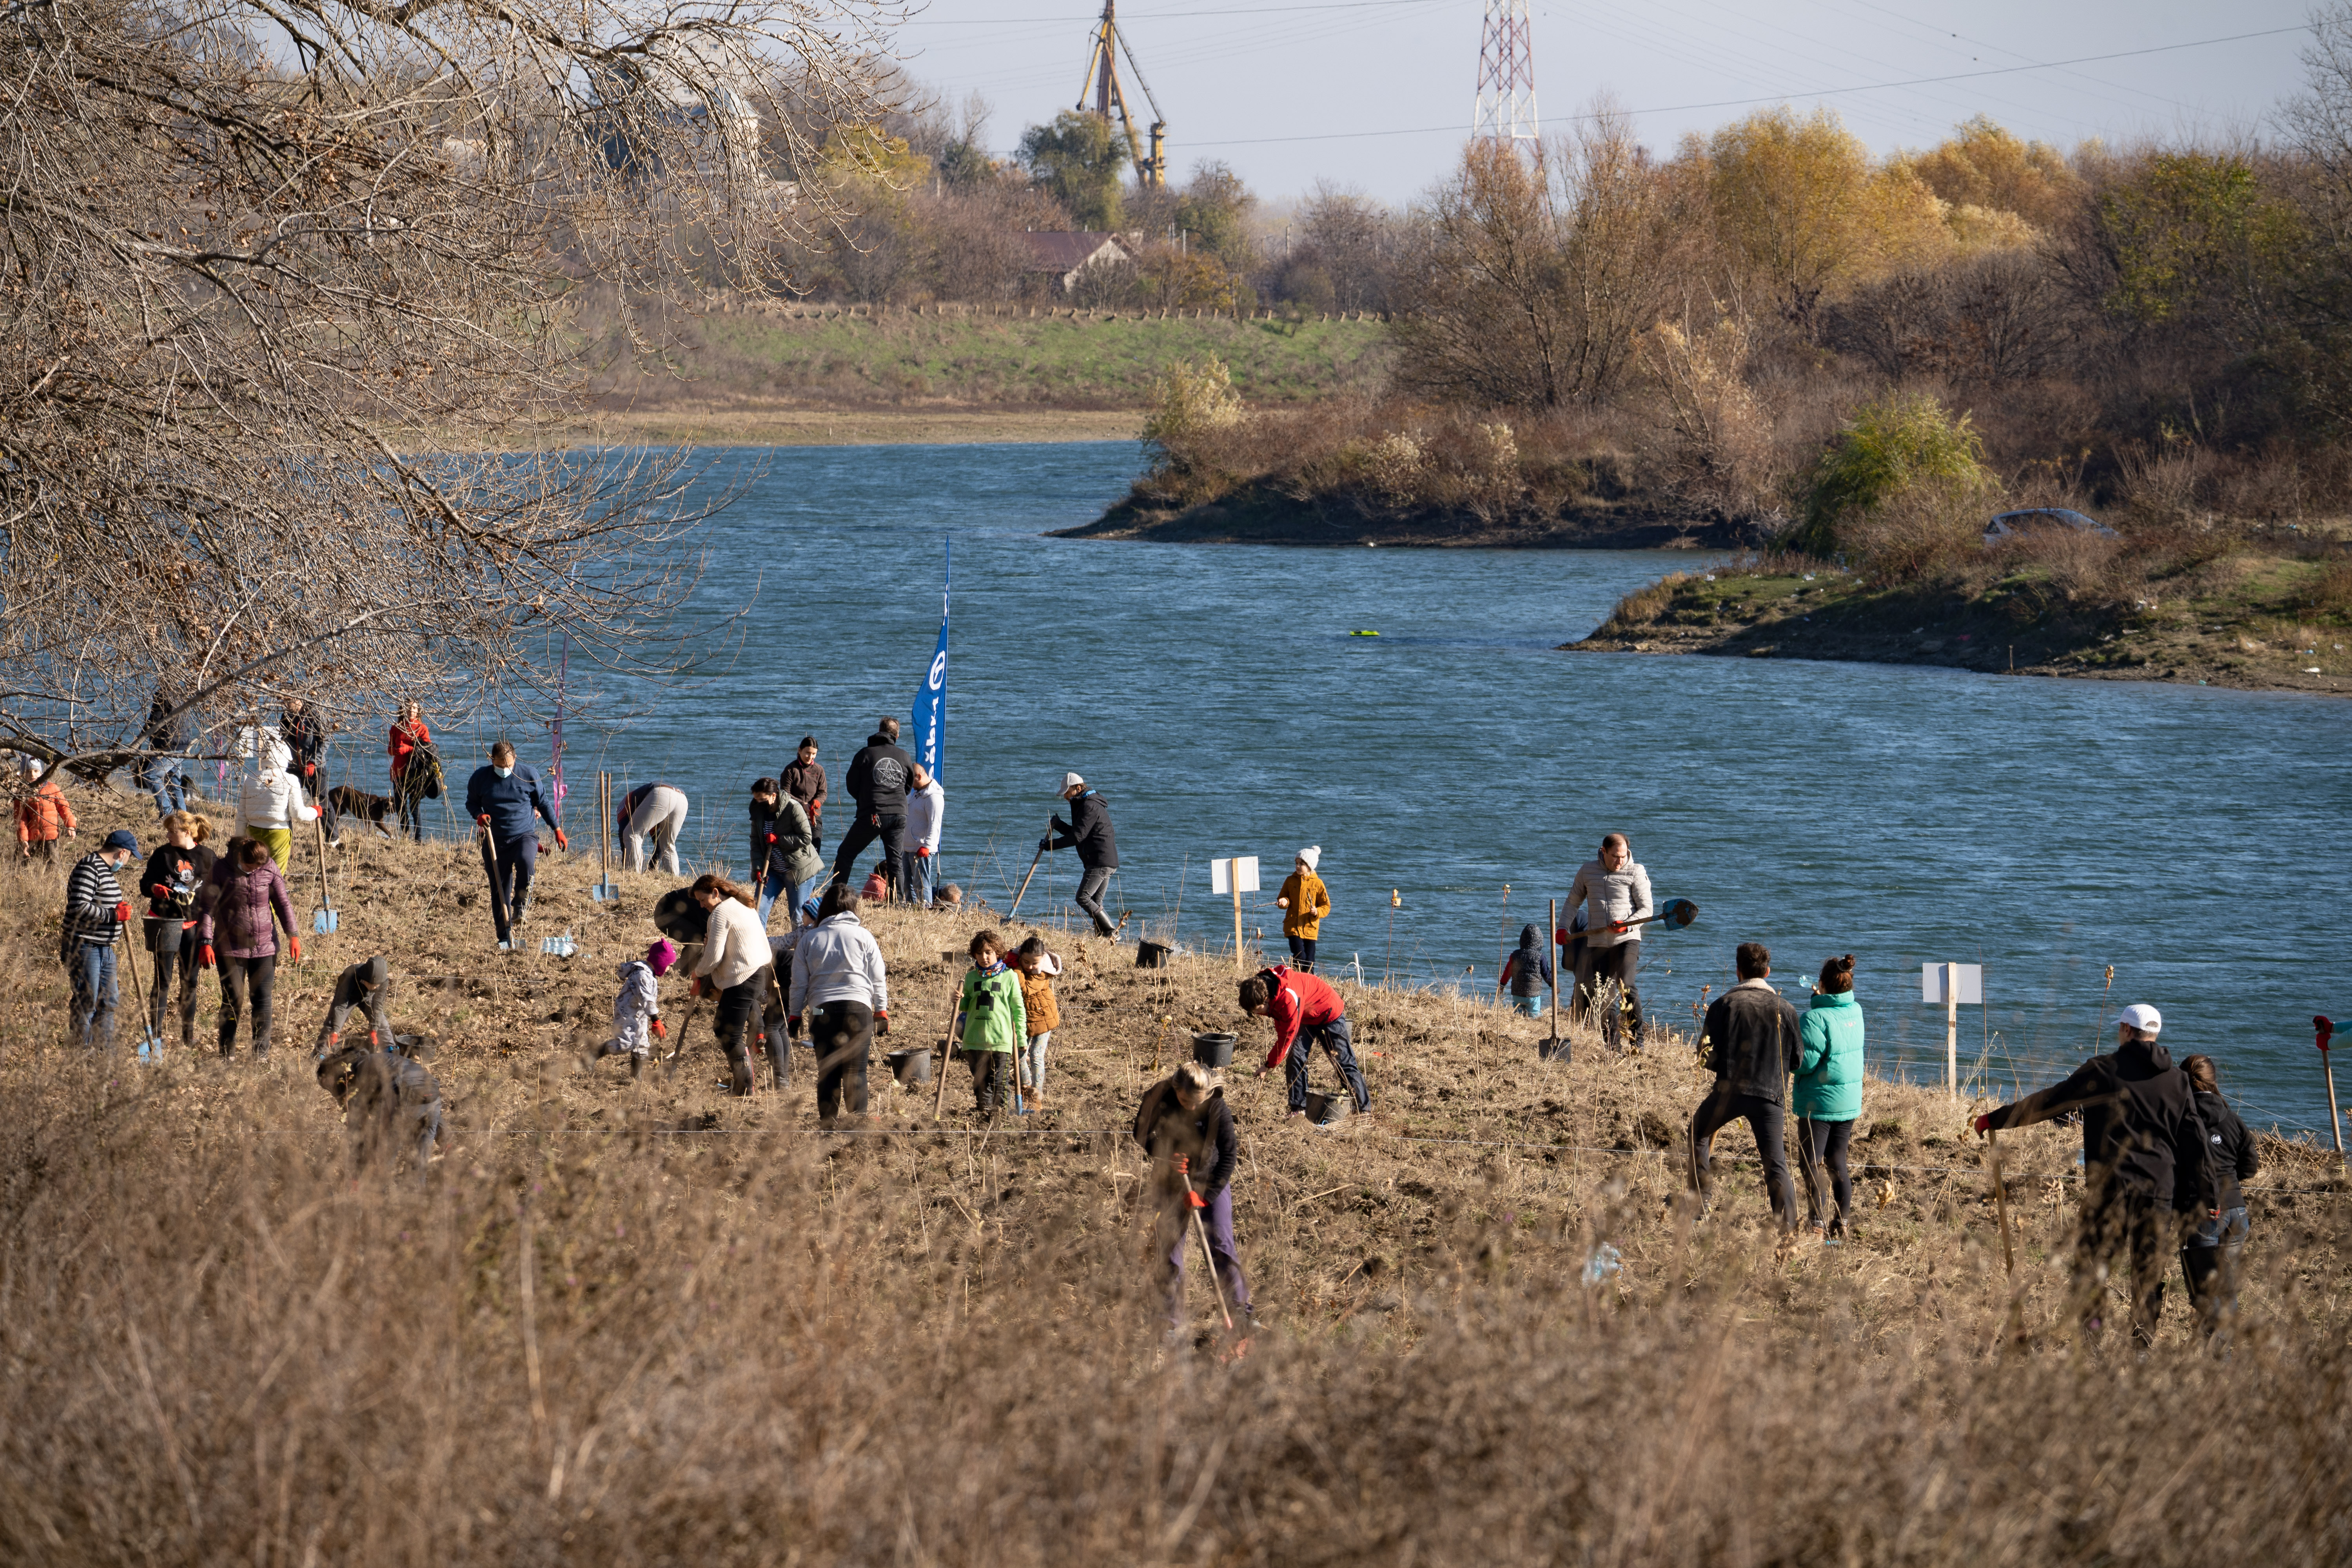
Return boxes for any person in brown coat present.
[1013,934,1061,1104]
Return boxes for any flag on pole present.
[911,539,949,781]
[549,633,570,816]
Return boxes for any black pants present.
[2075,1197,2179,1347]
[1287,935,1318,972]
[394,773,426,840]
[811,1000,873,1118]
[1688,1084,1797,1229]
[146,920,200,1049]
[489,833,537,941]
[218,952,278,1057]
[965,1048,1013,1115]
[830,811,906,893]
[1283,1015,1370,1114]
[1074,863,1115,936]
[2181,1207,2249,1341]
[1800,1116,1854,1234]
[1575,941,1642,1047]
[713,975,762,1096]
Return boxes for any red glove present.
[1972,1113,1991,1134]
[475,814,491,829]
[766,833,777,845]
[198,944,215,968]
[787,1015,802,1033]
[289,935,302,964]
[115,901,130,925]
[916,845,931,858]
[1187,1190,1207,1209]
[1173,1155,1190,1174]
[151,884,171,901]
[554,828,567,850]
[690,975,708,1000]
[650,1017,667,1038]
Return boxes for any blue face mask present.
[494,766,512,779]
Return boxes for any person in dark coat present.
[1976,1003,2216,1347]
[319,1040,442,1174]
[463,740,564,941]
[314,955,398,1059]
[1686,941,1803,1230]
[1043,771,1119,938]
[782,737,827,849]
[2176,1053,2257,1342]
[1134,1062,1252,1334]
[1497,923,1554,1017]
[829,719,913,896]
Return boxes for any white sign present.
[1921,963,1984,1005]
[1210,856,1260,896]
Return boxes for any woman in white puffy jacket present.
[240,755,319,873]
[690,873,772,1098]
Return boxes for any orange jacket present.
[15,780,74,843]
[1017,967,1059,1034]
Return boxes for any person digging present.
[314,955,402,1062]
[1243,964,1370,1123]
[1134,1060,1253,1343]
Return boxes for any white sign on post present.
[1920,964,1984,1004]
[1209,857,1260,895]
[1210,857,1260,970]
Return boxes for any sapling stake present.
[933,965,967,1120]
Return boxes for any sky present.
[888,0,2326,204]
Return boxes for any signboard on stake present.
[1922,963,1985,1095]
[1210,857,1259,971]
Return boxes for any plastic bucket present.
[1303,1090,1350,1128]
[1191,1031,1235,1067]
[886,1047,933,1085]
[1136,940,1172,969]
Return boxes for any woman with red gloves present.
[1134,1061,1252,1336]
[688,873,771,1099]
[140,811,218,1051]
[201,835,299,1058]
[387,702,432,841]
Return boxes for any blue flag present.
[911,539,948,780]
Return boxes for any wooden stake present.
[932,966,965,1121]
[1231,875,1245,974]
[1986,1122,2016,1276]
[1945,961,1960,1098]
[1547,897,1559,1058]
[2318,1018,2345,1160]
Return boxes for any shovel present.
[590,771,620,902]
[120,927,166,1061]
[477,823,512,948]
[312,817,339,935]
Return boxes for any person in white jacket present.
[689,874,771,1098]
[788,886,890,1122]
[901,765,945,909]
[1566,833,1653,1050]
[240,753,319,875]
[595,938,677,1078]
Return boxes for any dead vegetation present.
[2,786,2348,1564]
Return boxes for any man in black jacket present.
[1976,1003,2216,1347]
[1134,1062,1251,1333]
[1043,772,1119,937]
[829,718,912,896]
[2176,1053,2254,1341]
[1686,942,1802,1230]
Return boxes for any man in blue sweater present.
[464,741,564,942]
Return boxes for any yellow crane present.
[1076,0,1166,188]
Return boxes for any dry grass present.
[4,786,2349,1564]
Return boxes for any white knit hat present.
[1298,846,1321,872]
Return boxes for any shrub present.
[2294,557,2352,620]
[1139,355,1246,476]
[1791,392,1991,555]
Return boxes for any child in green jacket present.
[955,928,1028,1118]
[1794,953,1865,1243]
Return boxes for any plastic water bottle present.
[1582,1243,1622,1288]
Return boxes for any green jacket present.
[955,963,1027,1054]
[1793,991,1864,1122]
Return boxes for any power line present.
[1178,22,2312,148]
[910,0,1446,22]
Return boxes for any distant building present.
[1020,231,1135,293]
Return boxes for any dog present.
[328,784,396,838]
[318,1042,443,1172]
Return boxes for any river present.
[336,441,2352,1137]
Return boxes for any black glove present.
[1037,837,1051,853]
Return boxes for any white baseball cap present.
[1059,772,1085,790]
[2114,1003,2162,1037]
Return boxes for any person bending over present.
[1243,963,1370,1121]
[788,884,890,1124]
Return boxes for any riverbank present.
[1054,480,1740,548]
[1571,540,2352,696]
[443,402,1144,450]
[5,785,2348,1562]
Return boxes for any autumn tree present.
[1019,111,1130,231]
[1905,116,2083,232]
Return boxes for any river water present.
[342,441,2352,1136]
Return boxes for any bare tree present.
[0,0,895,781]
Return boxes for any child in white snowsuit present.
[597,938,677,1076]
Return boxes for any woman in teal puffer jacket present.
[1794,953,1864,1242]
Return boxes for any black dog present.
[318,1043,442,1172]
[328,784,396,838]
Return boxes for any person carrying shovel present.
[1567,833,1652,1050]
[1134,1060,1252,1339]
[1243,963,1370,1122]
[1041,773,1119,938]
[464,740,564,941]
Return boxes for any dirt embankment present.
[1056,482,1746,549]
[1571,562,2352,695]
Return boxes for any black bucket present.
[1302,1090,1350,1128]
[885,1047,933,1085]
[1136,940,1172,969]
[1191,1031,1235,1068]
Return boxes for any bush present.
[2294,557,2352,620]
[1792,392,1991,554]
[1139,356,1246,477]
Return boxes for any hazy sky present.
[889,0,2324,203]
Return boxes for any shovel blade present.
[591,882,618,902]
[313,908,338,934]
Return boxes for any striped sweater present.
[64,851,123,946]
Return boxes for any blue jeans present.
[1283,1015,1369,1114]
[757,870,806,927]
[900,850,933,907]
[1510,993,1546,1018]
[71,941,118,1048]
[140,756,185,818]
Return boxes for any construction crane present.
[1076,0,1166,188]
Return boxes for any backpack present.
[414,746,444,800]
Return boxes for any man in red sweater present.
[1243,965,1371,1121]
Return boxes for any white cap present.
[1059,772,1085,791]
[1298,846,1321,872]
[1038,951,1063,977]
[2115,1003,2162,1037]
